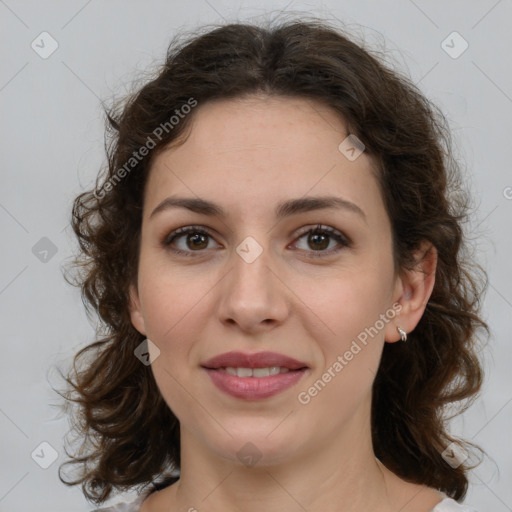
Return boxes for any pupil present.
[189,233,208,249]
[309,232,328,250]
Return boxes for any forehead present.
[145,95,384,224]
[161,94,351,163]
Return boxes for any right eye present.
[162,225,222,256]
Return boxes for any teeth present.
[224,367,290,377]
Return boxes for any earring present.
[397,326,407,342]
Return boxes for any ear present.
[384,241,437,343]
[129,283,147,336]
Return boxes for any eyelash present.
[162,224,351,259]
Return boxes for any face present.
[129,95,417,467]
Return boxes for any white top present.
[93,495,479,511]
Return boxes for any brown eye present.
[292,225,350,257]
[307,232,330,250]
[162,226,221,256]
[187,232,209,250]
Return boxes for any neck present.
[172,418,392,512]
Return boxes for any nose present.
[215,240,290,334]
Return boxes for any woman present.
[59,17,487,512]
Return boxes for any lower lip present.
[203,368,308,400]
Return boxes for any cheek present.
[138,268,210,416]
[136,257,220,382]
[295,265,395,346]
[137,256,212,339]
[294,273,392,421]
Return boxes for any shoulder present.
[91,477,178,511]
[431,497,480,512]
[91,494,146,512]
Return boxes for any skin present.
[129,95,442,512]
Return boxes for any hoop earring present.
[397,326,407,342]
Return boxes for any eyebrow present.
[149,195,366,222]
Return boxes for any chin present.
[207,430,306,469]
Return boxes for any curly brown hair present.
[57,16,489,506]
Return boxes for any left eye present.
[291,225,349,256]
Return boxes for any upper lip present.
[201,351,309,370]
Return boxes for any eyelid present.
[289,224,351,256]
[162,225,220,252]
[162,225,214,243]
[292,224,348,242]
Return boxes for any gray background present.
[0,1,511,511]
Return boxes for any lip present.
[200,351,309,401]
[201,351,309,370]
[203,367,308,400]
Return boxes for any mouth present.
[200,351,310,400]
[205,366,307,377]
